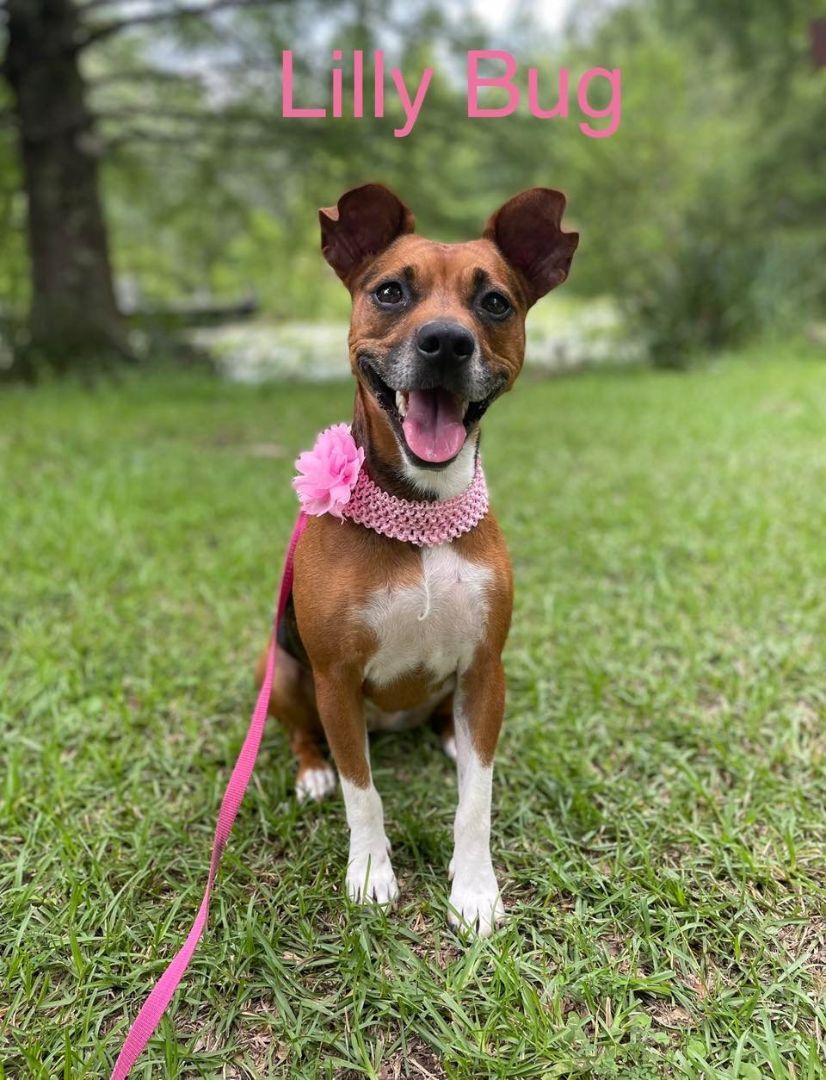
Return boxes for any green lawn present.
[2,344,825,1079]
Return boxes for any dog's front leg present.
[314,670,398,905]
[448,653,506,937]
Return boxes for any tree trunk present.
[4,0,127,372]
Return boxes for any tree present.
[0,0,283,376]
[3,0,126,373]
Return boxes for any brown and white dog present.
[258,183,577,935]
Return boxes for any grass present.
[1,342,825,1079]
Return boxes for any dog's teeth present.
[462,399,470,419]
[395,391,407,417]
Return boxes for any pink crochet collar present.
[342,460,488,546]
[292,423,488,546]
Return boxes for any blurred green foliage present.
[0,0,823,364]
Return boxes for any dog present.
[258,183,578,935]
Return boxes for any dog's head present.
[320,183,578,469]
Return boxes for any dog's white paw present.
[346,848,399,905]
[448,870,505,938]
[442,734,458,762]
[296,765,337,803]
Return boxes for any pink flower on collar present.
[292,423,365,518]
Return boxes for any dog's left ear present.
[484,188,579,306]
[320,183,415,288]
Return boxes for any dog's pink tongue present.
[402,389,466,463]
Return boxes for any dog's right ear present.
[320,184,415,288]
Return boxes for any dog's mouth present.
[359,358,500,467]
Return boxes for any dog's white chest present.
[361,545,491,688]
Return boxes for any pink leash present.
[110,512,308,1079]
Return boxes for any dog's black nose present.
[415,321,475,364]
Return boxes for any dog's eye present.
[480,291,512,318]
[375,281,404,306]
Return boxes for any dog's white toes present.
[346,849,399,906]
[448,875,505,938]
[296,765,337,803]
[442,734,458,762]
